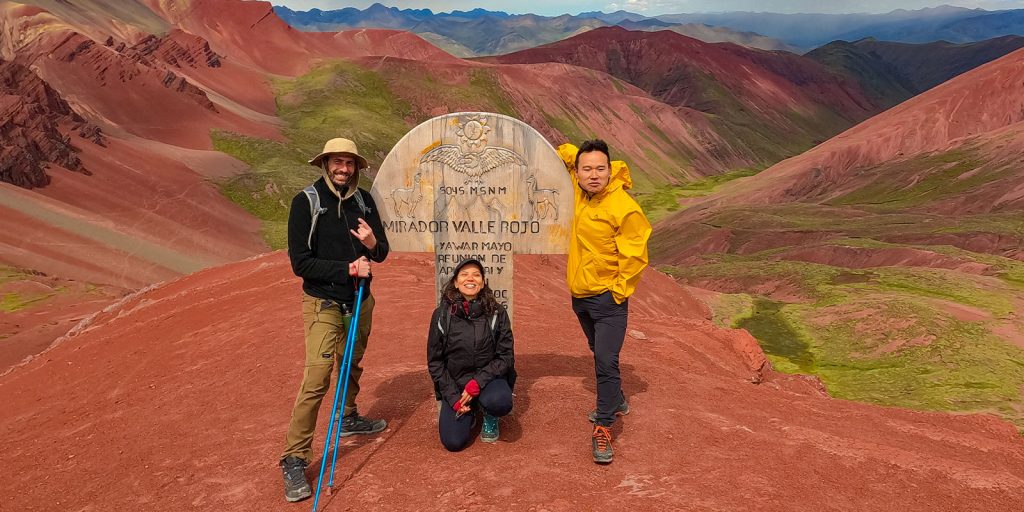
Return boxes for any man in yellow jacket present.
[557,139,652,464]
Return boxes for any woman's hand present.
[455,390,473,417]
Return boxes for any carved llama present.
[525,174,560,221]
[391,172,423,218]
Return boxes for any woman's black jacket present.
[427,298,516,407]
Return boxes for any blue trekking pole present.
[311,279,366,512]
[326,279,367,489]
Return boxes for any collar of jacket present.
[445,295,486,319]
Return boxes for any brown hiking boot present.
[280,456,312,502]
[592,425,613,464]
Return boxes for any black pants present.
[438,378,513,452]
[572,291,628,427]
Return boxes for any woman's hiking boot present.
[481,413,500,443]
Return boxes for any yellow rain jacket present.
[557,143,652,304]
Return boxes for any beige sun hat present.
[308,138,368,169]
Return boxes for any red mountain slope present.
[354,55,751,183]
[494,26,872,118]
[669,46,1024,215]
[1,0,271,285]
[488,26,877,162]
[0,58,103,188]
[0,253,1021,510]
[141,0,461,75]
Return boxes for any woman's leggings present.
[438,378,513,452]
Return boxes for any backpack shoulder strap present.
[353,188,370,216]
[436,306,448,335]
[490,312,501,343]
[302,185,326,250]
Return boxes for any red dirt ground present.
[1,252,1021,511]
[0,274,123,373]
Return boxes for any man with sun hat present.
[279,137,391,502]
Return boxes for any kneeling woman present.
[428,258,516,451]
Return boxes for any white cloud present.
[623,0,650,12]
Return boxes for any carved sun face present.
[455,116,491,146]
[464,120,484,140]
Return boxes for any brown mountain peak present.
[0,58,103,189]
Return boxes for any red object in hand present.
[453,399,463,412]
[465,379,480,397]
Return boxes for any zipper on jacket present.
[571,198,590,290]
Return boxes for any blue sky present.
[276,1,1024,17]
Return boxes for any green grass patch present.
[1,291,55,312]
[736,299,817,373]
[638,167,761,222]
[707,292,755,329]
[468,69,524,117]
[867,267,1014,318]
[790,298,1024,425]
[273,61,414,167]
[543,112,591,146]
[610,77,626,94]
[213,60,421,248]
[826,148,1012,211]
[0,267,57,312]
[212,131,319,249]
[674,248,1024,426]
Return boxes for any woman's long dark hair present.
[442,271,499,316]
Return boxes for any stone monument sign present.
[370,112,573,318]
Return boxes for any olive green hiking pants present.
[281,292,374,463]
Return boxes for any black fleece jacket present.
[287,177,389,306]
[427,298,515,407]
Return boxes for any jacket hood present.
[319,165,360,200]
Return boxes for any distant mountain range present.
[627,5,1024,49]
[807,35,1024,108]
[276,4,1024,54]
[273,3,798,56]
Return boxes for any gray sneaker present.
[280,456,312,502]
[588,398,630,423]
[339,413,387,437]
